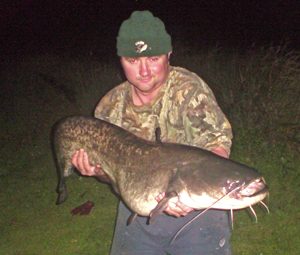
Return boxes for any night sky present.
[1,0,300,61]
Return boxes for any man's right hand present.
[72,149,111,183]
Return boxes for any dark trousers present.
[110,201,232,255]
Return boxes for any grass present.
[1,155,117,254]
[1,43,300,254]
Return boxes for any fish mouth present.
[239,178,267,197]
[225,178,268,208]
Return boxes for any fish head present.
[178,155,269,211]
[200,156,269,210]
[216,176,268,209]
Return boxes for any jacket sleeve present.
[182,85,233,155]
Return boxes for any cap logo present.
[135,41,148,53]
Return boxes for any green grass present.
[1,149,118,254]
[229,131,300,254]
[1,43,299,254]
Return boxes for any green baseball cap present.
[117,11,172,57]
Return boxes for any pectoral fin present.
[127,212,137,225]
[149,191,177,224]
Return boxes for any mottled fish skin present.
[54,116,268,221]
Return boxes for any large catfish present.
[54,116,268,225]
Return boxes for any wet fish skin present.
[53,116,268,222]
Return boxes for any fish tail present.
[56,178,68,205]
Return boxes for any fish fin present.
[56,190,68,205]
[56,178,68,205]
[127,213,137,225]
[149,191,177,224]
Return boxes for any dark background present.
[1,0,300,61]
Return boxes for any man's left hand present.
[155,192,194,217]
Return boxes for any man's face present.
[120,52,171,94]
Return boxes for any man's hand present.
[211,146,229,158]
[72,149,111,183]
[155,192,194,217]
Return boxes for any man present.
[72,10,233,254]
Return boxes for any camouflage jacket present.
[95,66,233,154]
